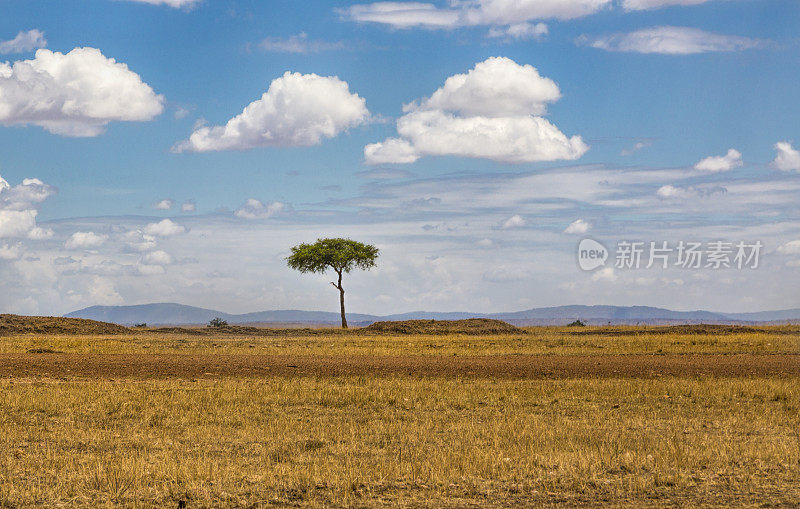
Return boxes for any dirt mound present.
[360,318,526,335]
[0,315,131,335]
[567,324,767,336]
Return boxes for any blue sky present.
[0,0,799,315]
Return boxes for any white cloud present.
[0,48,164,137]
[656,184,726,199]
[122,230,158,252]
[592,267,617,282]
[621,0,711,10]
[477,238,494,247]
[143,219,186,237]
[181,200,196,213]
[234,199,285,219]
[173,72,369,152]
[28,227,54,240]
[65,232,108,250]
[487,22,548,41]
[365,57,587,164]
[121,0,202,9]
[137,264,166,275]
[0,175,56,239]
[0,210,38,238]
[694,148,743,172]
[153,199,174,210]
[418,56,562,117]
[0,243,23,260]
[777,240,800,256]
[0,30,47,54]
[259,33,344,54]
[564,219,591,234]
[771,141,800,172]
[621,140,651,156]
[582,26,764,55]
[343,0,611,29]
[343,3,460,28]
[142,250,173,266]
[501,214,526,229]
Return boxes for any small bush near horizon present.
[133,323,147,328]
[567,320,586,327]
[208,317,228,328]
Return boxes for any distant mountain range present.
[64,303,800,326]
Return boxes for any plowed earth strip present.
[0,354,798,379]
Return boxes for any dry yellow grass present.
[1,325,798,356]
[0,326,798,507]
[0,377,798,507]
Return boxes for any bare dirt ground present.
[2,352,798,379]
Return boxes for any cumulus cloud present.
[181,200,196,213]
[173,72,369,152]
[777,240,800,256]
[487,22,548,41]
[0,175,56,239]
[143,219,186,237]
[234,199,285,219]
[259,33,344,54]
[65,232,108,250]
[142,250,173,266]
[564,219,591,234]
[0,48,164,136]
[153,199,174,210]
[365,57,587,164]
[342,0,611,29]
[122,230,158,252]
[694,148,743,172]
[501,214,526,229]
[771,141,800,172]
[0,30,47,54]
[121,0,202,9]
[582,26,764,55]
[621,0,710,10]
[0,243,23,260]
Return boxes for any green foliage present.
[567,320,586,327]
[209,317,228,328]
[286,238,379,275]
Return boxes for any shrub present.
[209,317,228,328]
[567,320,586,327]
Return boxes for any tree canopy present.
[286,238,379,275]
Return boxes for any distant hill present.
[64,303,800,326]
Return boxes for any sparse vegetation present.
[208,317,228,328]
[567,319,586,327]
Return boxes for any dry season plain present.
[0,317,799,507]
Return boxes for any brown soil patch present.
[0,314,131,336]
[146,326,345,336]
[0,353,796,380]
[361,318,526,335]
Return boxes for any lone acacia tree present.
[286,238,379,329]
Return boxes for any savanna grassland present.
[0,321,798,507]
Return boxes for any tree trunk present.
[337,271,347,329]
